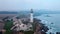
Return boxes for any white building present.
[30,9,33,23]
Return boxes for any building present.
[11,9,34,31]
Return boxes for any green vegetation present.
[24,31,34,34]
[4,20,13,34]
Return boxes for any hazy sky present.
[0,0,60,11]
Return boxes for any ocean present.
[34,14,60,34]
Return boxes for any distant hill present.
[0,11,18,14]
[0,10,60,17]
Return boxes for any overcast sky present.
[0,0,60,11]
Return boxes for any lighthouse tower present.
[30,9,33,23]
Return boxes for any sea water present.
[34,14,60,34]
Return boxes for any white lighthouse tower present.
[30,9,33,23]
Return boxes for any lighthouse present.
[30,9,33,23]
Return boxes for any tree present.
[4,20,13,34]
